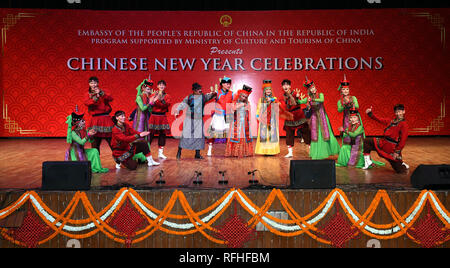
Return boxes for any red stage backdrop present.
[0,8,449,137]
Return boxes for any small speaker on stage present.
[289,160,336,189]
[42,161,92,191]
[411,164,450,190]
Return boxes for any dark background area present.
[1,0,449,11]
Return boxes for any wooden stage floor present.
[1,136,449,191]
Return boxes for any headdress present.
[303,75,314,89]
[349,107,359,115]
[338,74,350,91]
[262,80,272,91]
[220,76,232,84]
[136,74,154,98]
[237,84,252,97]
[66,105,84,144]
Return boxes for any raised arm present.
[314,93,324,103]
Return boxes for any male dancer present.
[175,82,217,159]
[363,104,409,173]
[281,79,311,158]
[206,76,234,156]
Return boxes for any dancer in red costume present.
[363,104,409,173]
[206,76,234,156]
[84,76,114,155]
[281,79,311,158]
[111,111,159,170]
[225,85,254,157]
[148,80,172,160]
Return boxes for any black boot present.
[195,150,203,159]
[176,147,182,160]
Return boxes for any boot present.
[362,154,373,170]
[207,143,213,157]
[176,147,182,160]
[158,147,167,159]
[285,146,293,158]
[195,150,204,159]
[147,155,160,166]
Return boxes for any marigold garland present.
[0,187,448,247]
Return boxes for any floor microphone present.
[218,170,228,184]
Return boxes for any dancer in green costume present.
[337,74,365,139]
[336,108,385,168]
[297,77,340,160]
[65,106,109,173]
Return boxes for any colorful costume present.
[148,85,171,159]
[363,108,408,173]
[176,83,217,159]
[84,88,114,154]
[282,88,311,158]
[255,80,280,155]
[337,75,364,138]
[225,85,254,157]
[336,108,384,168]
[111,121,155,170]
[132,79,153,144]
[207,76,234,156]
[298,77,340,160]
[65,108,108,173]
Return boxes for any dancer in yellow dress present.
[255,80,280,155]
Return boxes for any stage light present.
[367,0,381,3]
[67,0,81,3]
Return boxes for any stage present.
[0,137,449,248]
[2,137,449,190]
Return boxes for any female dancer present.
[337,75,364,138]
[255,80,280,155]
[84,76,114,155]
[297,77,340,160]
[65,106,108,173]
[336,108,384,168]
[225,85,254,157]
[132,78,154,145]
[148,80,171,159]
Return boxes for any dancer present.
[207,76,234,156]
[65,106,109,173]
[84,76,114,155]
[336,108,384,168]
[111,110,159,170]
[337,74,364,138]
[225,85,254,157]
[148,80,171,159]
[281,79,311,158]
[363,104,409,173]
[297,77,340,160]
[132,78,154,145]
[175,82,217,159]
[255,80,280,155]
